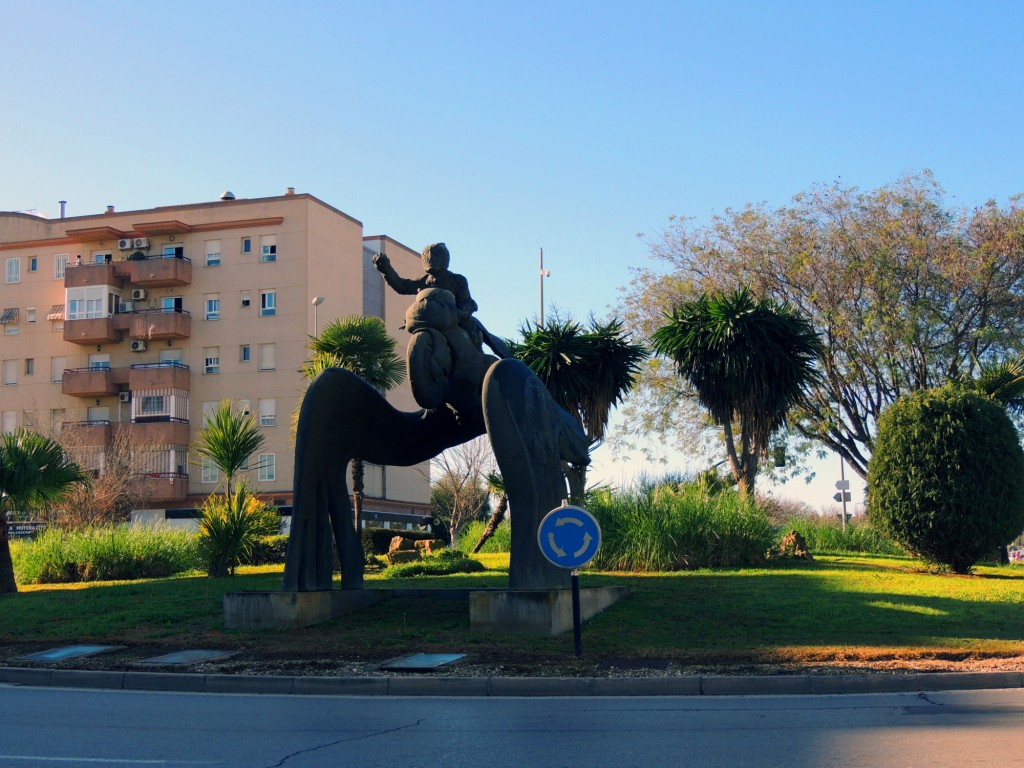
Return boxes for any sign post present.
[537,501,602,657]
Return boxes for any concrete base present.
[224,590,384,630]
[469,586,630,636]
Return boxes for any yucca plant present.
[196,482,279,577]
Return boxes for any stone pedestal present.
[469,586,629,636]
[224,590,383,630]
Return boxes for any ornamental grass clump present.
[381,548,485,578]
[588,479,774,571]
[11,525,199,584]
[197,482,279,577]
[780,515,903,556]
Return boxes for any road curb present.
[1,667,1022,697]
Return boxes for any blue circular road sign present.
[537,504,602,569]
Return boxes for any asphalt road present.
[2,685,1023,767]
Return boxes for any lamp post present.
[539,248,550,326]
[311,296,325,336]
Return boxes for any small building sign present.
[8,521,46,539]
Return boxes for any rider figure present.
[372,242,511,358]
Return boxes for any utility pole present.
[539,248,550,326]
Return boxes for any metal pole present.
[840,456,848,532]
[571,569,582,657]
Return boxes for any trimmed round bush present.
[867,385,1024,573]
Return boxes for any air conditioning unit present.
[117,238,133,250]
[133,237,149,249]
[118,301,134,313]
[130,340,147,352]
[131,288,147,301]
[118,391,131,403]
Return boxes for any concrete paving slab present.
[378,653,466,671]
[13,645,124,663]
[133,650,237,667]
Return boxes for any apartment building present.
[0,191,431,528]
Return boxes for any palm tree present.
[0,428,88,593]
[509,316,648,501]
[304,315,405,532]
[472,471,508,553]
[651,287,822,498]
[971,355,1024,414]
[193,401,266,496]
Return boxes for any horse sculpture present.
[283,286,589,592]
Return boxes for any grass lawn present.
[2,553,1022,673]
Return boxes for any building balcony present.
[62,367,120,398]
[120,255,192,287]
[138,472,189,503]
[64,261,124,289]
[126,417,191,445]
[128,361,191,391]
[63,317,123,345]
[60,420,113,446]
[119,308,191,341]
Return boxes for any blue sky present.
[3,1,1022,506]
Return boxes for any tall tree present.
[0,428,88,593]
[193,401,266,496]
[622,172,1024,478]
[430,437,493,549]
[651,288,822,497]
[304,315,405,532]
[510,316,648,501]
[472,471,508,554]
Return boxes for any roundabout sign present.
[537,504,601,570]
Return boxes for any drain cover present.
[14,645,124,663]
[133,650,237,666]
[378,653,466,671]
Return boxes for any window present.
[260,235,277,262]
[202,401,218,425]
[205,294,220,320]
[87,406,109,423]
[258,343,275,371]
[240,290,251,308]
[25,358,34,376]
[50,408,65,432]
[88,353,110,371]
[26,307,36,323]
[203,347,220,374]
[241,237,252,254]
[3,360,16,385]
[240,344,251,362]
[260,290,276,317]
[1,412,15,434]
[259,399,276,427]
[257,453,276,482]
[54,253,69,279]
[91,250,111,263]
[66,286,112,320]
[162,244,184,259]
[6,257,21,284]
[22,410,35,428]
[162,296,183,312]
[238,399,251,416]
[201,456,220,484]
[140,395,166,415]
[205,240,221,267]
[51,356,66,383]
[29,256,37,272]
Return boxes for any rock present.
[414,539,448,555]
[386,549,421,566]
[388,536,415,553]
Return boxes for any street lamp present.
[539,248,550,326]
[311,296,325,336]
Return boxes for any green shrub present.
[242,534,290,566]
[196,483,279,577]
[455,520,512,553]
[381,549,485,578]
[868,384,1024,573]
[587,479,775,571]
[779,515,903,556]
[11,526,199,585]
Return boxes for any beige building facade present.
[0,191,431,527]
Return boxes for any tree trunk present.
[473,495,508,553]
[0,517,18,594]
[562,462,587,505]
[351,458,365,534]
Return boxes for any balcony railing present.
[130,360,190,370]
